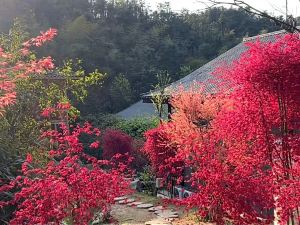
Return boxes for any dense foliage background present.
[0,0,280,114]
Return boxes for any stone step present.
[137,203,154,209]
[148,206,164,212]
[155,209,179,219]
[127,201,144,206]
[145,219,171,225]
[154,209,177,215]
[114,196,127,202]
[119,198,135,204]
[157,212,179,219]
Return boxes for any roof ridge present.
[243,26,300,42]
[142,42,246,99]
[242,29,286,42]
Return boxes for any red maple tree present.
[143,123,183,181]
[144,34,300,225]
[0,122,131,225]
[0,28,57,114]
[102,129,133,160]
[0,30,132,225]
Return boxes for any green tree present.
[0,23,104,159]
[110,74,134,112]
[151,71,171,120]
[0,0,281,114]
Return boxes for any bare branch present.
[197,0,299,33]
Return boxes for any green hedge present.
[114,117,159,139]
[79,114,159,139]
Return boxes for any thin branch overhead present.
[197,0,299,33]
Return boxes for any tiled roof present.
[116,100,167,119]
[142,28,289,100]
[119,28,291,119]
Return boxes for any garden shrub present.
[114,117,159,139]
[0,123,131,225]
[137,165,156,195]
[0,153,23,224]
[79,113,120,130]
[143,123,184,182]
[131,138,149,171]
[102,129,133,160]
[79,115,157,170]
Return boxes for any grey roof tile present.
[120,28,292,119]
[116,100,168,119]
[142,28,290,99]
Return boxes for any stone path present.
[145,219,172,225]
[114,196,179,225]
[114,196,128,201]
[148,206,164,212]
[155,209,178,219]
[127,201,144,206]
[119,198,135,204]
[137,203,154,209]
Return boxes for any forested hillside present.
[0,0,280,114]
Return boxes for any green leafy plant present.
[58,59,105,103]
[151,71,171,120]
[137,165,156,195]
[114,117,159,139]
[0,23,105,160]
[79,113,121,130]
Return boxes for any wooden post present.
[167,103,172,120]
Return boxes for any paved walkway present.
[112,196,179,225]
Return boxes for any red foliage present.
[206,34,300,224]
[0,28,57,114]
[0,29,133,225]
[143,89,224,184]
[41,102,72,119]
[0,123,131,225]
[102,129,133,160]
[143,123,184,182]
[23,28,57,47]
[130,139,149,171]
[90,140,100,149]
[144,34,300,225]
